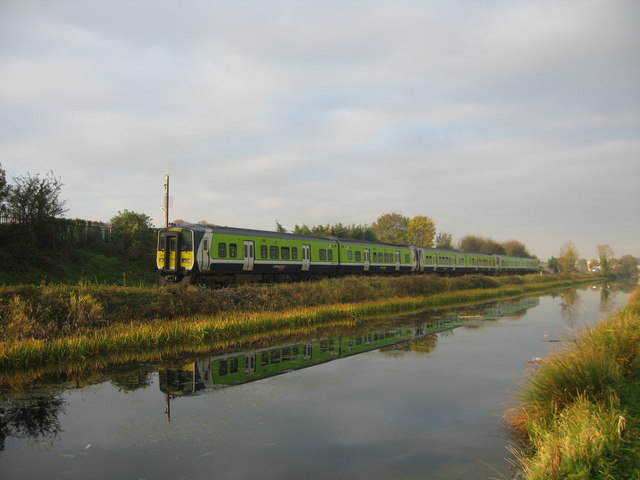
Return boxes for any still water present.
[0,282,634,480]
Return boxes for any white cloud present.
[0,0,638,260]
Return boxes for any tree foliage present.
[597,244,615,276]
[502,240,531,258]
[614,255,638,277]
[110,210,155,258]
[458,235,506,255]
[5,170,68,246]
[558,241,578,272]
[407,215,436,247]
[372,213,410,244]
[435,232,454,250]
[0,163,8,216]
[292,223,376,240]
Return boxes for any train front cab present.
[157,227,198,284]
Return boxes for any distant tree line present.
[279,212,537,258]
[546,241,637,277]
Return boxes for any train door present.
[200,237,210,271]
[160,231,180,272]
[243,241,255,271]
[395,251,401,271]
[364,249,370,271]
[302,244,311,271]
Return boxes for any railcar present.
[156,223,539,285]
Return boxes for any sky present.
[1,0,638,261]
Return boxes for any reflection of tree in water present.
[379,343,409,357]
[409,334,438,354]
[599,284,612,314]
[379,333,440,356]
[559,290,581,328]
[0,393,65,451]
[110,366,154,393]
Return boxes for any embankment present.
[506,286,640,479]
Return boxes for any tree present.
[407,215,436,247]
[596,244,615,276]
[0,163,8,217]
[502,240,531,258]
[458,235,484,253]
[435,232,454,250]
[110,210,155,258]
[458,235,506,255]
[613,255,638,277]
[372,213,409,244]
[6,171,68,246]
[547,256,560,273]
[558,241,578,272]
[292,222,376,240]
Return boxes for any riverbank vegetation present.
[0,273,597,368]
[506,286,640,479]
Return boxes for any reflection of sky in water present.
[0,284,634,480]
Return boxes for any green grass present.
[506,287,640,479]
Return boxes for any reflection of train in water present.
[159,297,539,397]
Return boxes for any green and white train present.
[156,223,540,285]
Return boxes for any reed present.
[507,287,640,479]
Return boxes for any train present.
[156,223,540,285]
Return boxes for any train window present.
[270,246,279,259]
[319,249,327,261]
[405,254,410,264]
[230,358,238,373]
[292,346,299,358]
[292,247,298,259]
[320,340,329,353]
[373,253,377,262]
[261,352,269,366]
[348,251,353,261]
[181,231,193,251]
[283,347,291,361]
[229,243,237,257]
[218,243,227,257]
[219,360,228,376]
[281,247,290,259]
[328,250,333,261]
[261,245,268,259]
[355,251,362,262]
[271,350,281,364]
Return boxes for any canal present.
[0,281,635,479]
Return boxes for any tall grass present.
[0,273,593,341]
[0,275,597,369]
[506,287,640,479]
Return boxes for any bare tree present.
[7,171,67,246]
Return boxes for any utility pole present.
[162,173,170,227]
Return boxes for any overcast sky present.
[1,0,638,261]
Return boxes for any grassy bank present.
[0,273,597,368]
[506,287,640,479]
